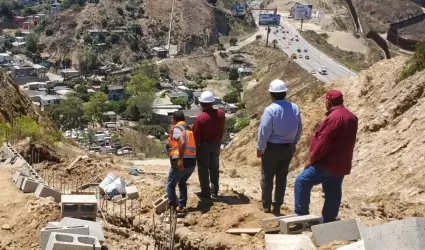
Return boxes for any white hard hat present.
[268,79,288,93]
[198,91,215,103]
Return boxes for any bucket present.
[98,173,115,194]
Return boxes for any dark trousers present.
[261,142,294,209]
[166,159,195,207]
[294,166,344,223]
[196,141,221,197]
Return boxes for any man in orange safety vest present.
[166,111,196,212]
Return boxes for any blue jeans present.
[166,165,195,207]
[294,166,344,223]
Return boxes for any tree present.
[107,99,128,115]
[399,41,425,82]
[229,37,237,46]
[46,96,86,130]
[26,34,39,54]
[45,82,55,95]
[84,92,108,123]
[223,90,239,103]
[62,57,72,68]
[134,61,158,80]
[0,0,13,18]
[74,84,88,94]
[126,92,155,121]
[228,67,239,80]
[126,73,157,95]
[159,65,170,79]
[171,97,188,109]
[230,80,243,92]
[100,83,109,94]
[77,49,99,72]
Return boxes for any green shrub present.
[234,117,250,132]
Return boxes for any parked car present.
[298,54,303,58]
[297,48,301,53]
[117,146,133,155]
[305,55,310,59]
[304,49,308,52]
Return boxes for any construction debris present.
[312,219,362,246]
[225,228,263,235]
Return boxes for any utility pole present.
[300,18,304,31]
[265,26,270,47]
[167,0,176,57]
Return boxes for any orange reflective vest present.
[168,122,196,159]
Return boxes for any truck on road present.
[317,66,328,75]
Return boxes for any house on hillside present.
[151,47,168,58]
[51,1,61,13]
[60,69,80,78]
[108,85,125,100]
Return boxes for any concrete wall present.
[366,31,391,59]
[387,14,425,51]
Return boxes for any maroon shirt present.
[193,107,225,146]
[309,105,358,176]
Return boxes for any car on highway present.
[291,53,297,59]
[295,35,298,37]
[297,48,301,53]
[288,42,292,45]
[298,54,303,58]
[311,70,316,74]
[295,38,299,41]
[305,55,310,59]
[286,31,289,33]
[282,37,285,39]
[304,49,308,52]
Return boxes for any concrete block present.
[337,240,365,250]
[12,171,27,183]
[45,232,101,250]
[125,185,139,200]
[22,178,44,193]
[279,215,322,234]
[312,219,361,246]
[40,225,89,250]
[262,214,297,233]
[15,175,25,189]
[153,194,168,214]
[362,218,425,250]
[46,222,61,228]
[35,183,62,202]
[58,217,104,244]
[265,234,316,250]
[61,195,97,220]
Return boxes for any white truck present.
[317,66,328,75]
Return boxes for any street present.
[251,10,357,82]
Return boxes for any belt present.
[266,142,293,148]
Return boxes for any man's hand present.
[177,158,184,171]
[256,149,263,158]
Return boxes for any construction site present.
[2,0,425,249]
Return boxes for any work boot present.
[263,207,272,213]
[176,206,187,214]
[272,207,281,216]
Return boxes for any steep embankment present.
[0,72,50,127]
[223,56,425,225]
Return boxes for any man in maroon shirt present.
[192,91,225,199]
[294,90,358,223]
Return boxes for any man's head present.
[172,110,185,125]
[325,90,344,111]
[198,91,215,111]
[269,79,287,101]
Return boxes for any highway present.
[251,10,357,82]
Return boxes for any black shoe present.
[211,193,219,199]
[272,205,281,216]
[195,191,211,200]
[263,207,272,213]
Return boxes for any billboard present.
[232,3,247,17]
[294,4,313,20]
[258,14,281,26]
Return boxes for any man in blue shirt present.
[257,79,303,214]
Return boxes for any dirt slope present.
[223,56,425,225]
[0,72,51,127]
